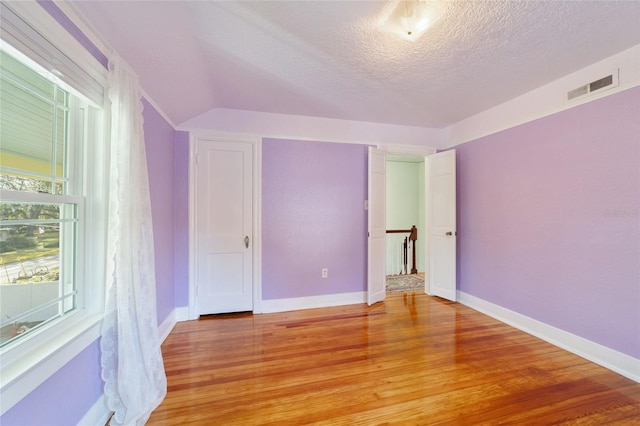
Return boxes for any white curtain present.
[100,54,167,425]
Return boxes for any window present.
[0,50,84,347]
[0,48,84,347]
[0,1,108,414]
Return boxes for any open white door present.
[428,150,457,301]
[368,147,386,305]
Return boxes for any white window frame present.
[0,2,108,415]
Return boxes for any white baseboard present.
[77,394,111,426]
[174,306,190,322]
[261,291,367,314]
[158,310,178,344]
[457,291,640,383]
[158,306,192,341]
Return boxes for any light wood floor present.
[148,293,640,425]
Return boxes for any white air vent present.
[567,84,589,100]
[567,69,619,101]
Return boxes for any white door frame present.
[380,144,437,295]
[188,131,262,319]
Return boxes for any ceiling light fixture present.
[379,0,444,42]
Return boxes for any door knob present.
[244,236,250,248]
[445,231,453,236]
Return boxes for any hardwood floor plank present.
[147,294,640,425]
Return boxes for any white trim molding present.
[261,291,367,314]
[174,306,191,323]
[458,291,640,383]
[140,88,177,129]
[158,310,178,344]
[188,132,197,320]
[381,143,437,156]
[157,307,190,343]
[178,108,444,149]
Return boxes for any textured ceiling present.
[70,0,640,128]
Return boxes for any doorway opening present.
[385,154,426,294]
[368,147,455,305]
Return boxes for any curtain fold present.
[100,53,167,426]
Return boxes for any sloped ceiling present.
[70,0,640,128]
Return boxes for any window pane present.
[0,50,55,99]
[0,50,69,194]
[0,175,61,195]
[0,201,77,347]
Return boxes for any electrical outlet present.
[321,268,328,278]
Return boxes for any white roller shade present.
[0,2,104,107]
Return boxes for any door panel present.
[429,150,457,301]
[197,141,253,314]
[368,147,386,305]
[205,253,244,296]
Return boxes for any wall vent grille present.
[567,70,618,101]
[567,85,589,100]
[589,74,614,92]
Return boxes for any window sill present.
[0,311,102,415]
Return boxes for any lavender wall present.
[0,341,103,425]
[262,138,368,300]
[143,98,177,324]
[456,86,640,358]
[174,131,190,307]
